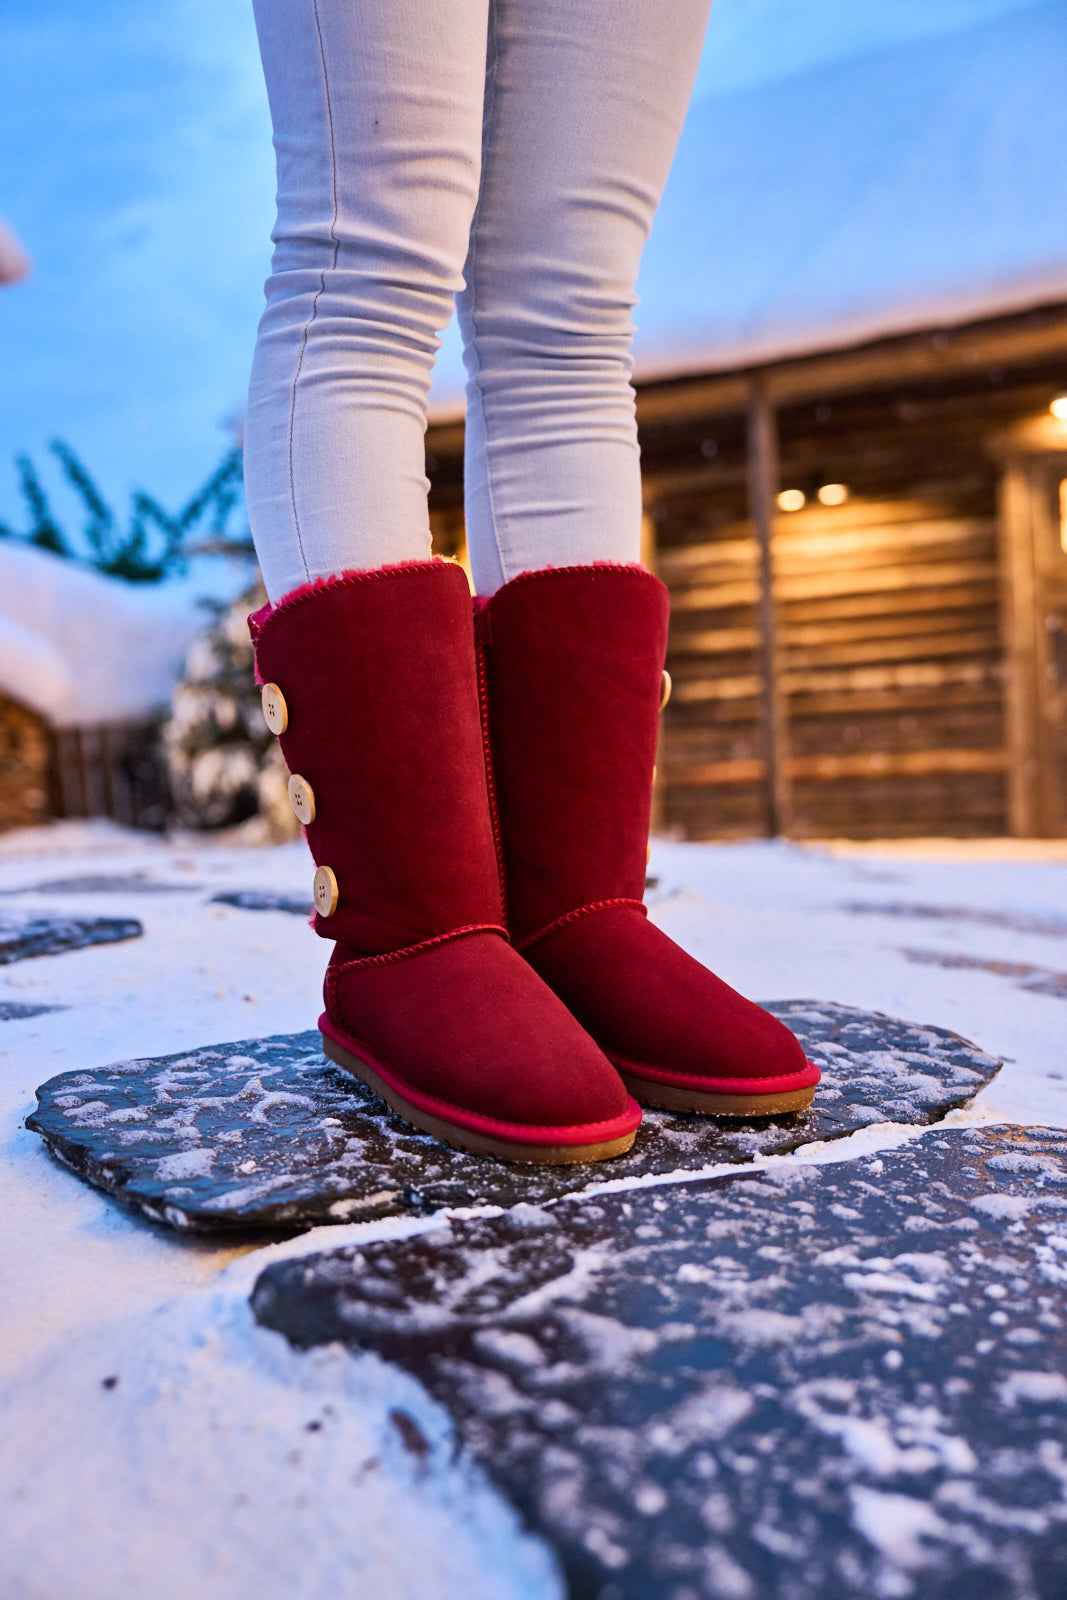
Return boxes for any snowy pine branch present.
[0,441,251,582]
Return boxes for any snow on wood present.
[430,1,1067,408]
[0,542,208,727]
[632,1,1067,379]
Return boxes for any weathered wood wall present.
[658,491,1006,838]
[52,721,171,831]
[0,695,51,831]
[425,303,1067,840]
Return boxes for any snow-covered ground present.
[1,820,1064,1599]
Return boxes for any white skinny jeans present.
[245,0,711,601]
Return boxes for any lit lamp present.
[1051,395,1067,421]
[776,488,806,512]
[817,482,849,506]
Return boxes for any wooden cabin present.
[0,542,203,832]
[422,7,1067,841]
[0,689,175,832]
[426,301,1067,841]
[0,693,51,830]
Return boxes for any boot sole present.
[321,1029,638,1166]
[612,1058,819,1118]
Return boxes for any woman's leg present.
[245,0,489,601]
[457,0,712,595]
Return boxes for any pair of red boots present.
[249,560,818,1164]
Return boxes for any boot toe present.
[525,905,819,1112]
[325,930,639,1156]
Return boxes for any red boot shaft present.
[250,560,640,1161]
[478,562,820,1116]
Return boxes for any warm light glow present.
[777,488,806,512]
[1060,479,1067,554]
[1052,395,1067,420]
[817,482,849,506]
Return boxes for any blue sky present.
[0,0,1045,529]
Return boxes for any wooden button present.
[313,865,339,918]
[261,682,288,735]
[659,669,672,710]
[646,840,652,865]
[288,774,316,826]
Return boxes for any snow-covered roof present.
[631,0,1067,380]
[0,542,208,727]
[427,1,1067,405]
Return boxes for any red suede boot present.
[476,563,820,1116]
[249,560,640,1163]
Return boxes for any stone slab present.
[0,912,142,965]
[901,947,1067,1001]
[253,1126,1067,1600]
[27,1003,998,1233]
[0,874,201,896]
[840,900,1067,939]
[0,1000,64,1020]
[210,891,312,916]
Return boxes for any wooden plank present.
[784,609,998,647]
[674,655,1003,702]
[784,630,1000,671]
[669,746,1005,787]
[662,528,994,587]
[787,747,1006,782]
[672,673,763,704]
[773,520,994,566]
[673,610,999,657]
[668,626,761,656]
[789,720,1005,760]
[783,659,1001,695]
[785,683,998,719]
[780,582,1000,623]
[665,757,766,787]
[655,502,991,574]
[776,557,1000,604]
[672,558,999,611]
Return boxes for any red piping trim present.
[325,924,507,985]
[473,606,507,925]
[606,1052,822,1095]
[318,1011,643,1145]
[517,898,647,953]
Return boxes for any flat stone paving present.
[0,874,201,896]
[253,1125,1067,1600]
[27,1002,998,1233]
[0,911,142,964]
[0,1000,63,1020]
[210,890,313,915]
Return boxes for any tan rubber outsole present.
[616,1069,817,1118]
[322,1032,638,1166]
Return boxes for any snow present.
[629,0,1067,381]
[0,543,211,726]
[848,1486,950,1571]
[997,1370,1067,1406]
[2,822,1067,1596]
[427,0,1067,402]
